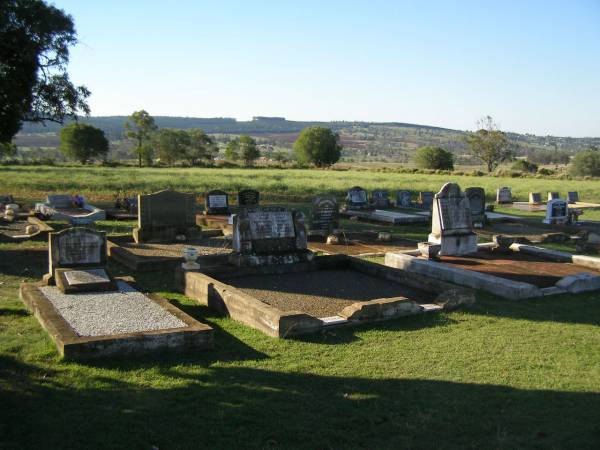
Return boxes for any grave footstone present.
[496,187,512,204]
[308,196,339,236]
[205,190,230,215]
[419,191,434,210]
[229,206,313,266]
[543,199,568,225]
[346,186,369,209]
[567,191,579,204]
[238,189,260,208]
[371,190,391,208]
[43,227,117,293]
[529,192,542,204]
[547,192,560,201]
[465,187,486,228]
[133,189,201,243]
[396,190,412,208]
[428,182,477,256]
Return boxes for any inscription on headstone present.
[544,199,568,225]
[238,189,260,207]
[309,196,339,235]
[205,190,230,215]
[248,210,295,239]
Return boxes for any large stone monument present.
[346,186,369,210]
[496,187,512,204]
[308,196,339,236]
[544,199,568,225]
[396,190,412,208]
[229,206,313,266]
[205,190,230,215]
[465,187,485,228]
[238,189,260,208]
[371,190,391,208]
[133,189,200,243]
[427,183,477,256]
[43,227,117,293]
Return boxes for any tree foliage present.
[224,140,240,161]
[569,148,600,177]
[466,116,514,172]
[511,159,538,173]
[124,110,157,167]
[154,128,216,166]
[185,129,216,165]
[59,123,108,164]
[0,0,90,147]
[293,127,342,167]
[414,146,454,170]
[239,135,259,165]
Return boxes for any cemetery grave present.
[19,227,213,358]
[35,194,106,225]
[105,192,138,220]
[308,230,418,256]
[465,187,486,228]
[371,189,391,208]
[0,199,53,241]
[238,188,260,207]
[344,186,370,210]
[177,205,474,337]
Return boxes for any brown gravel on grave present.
[436,250,600,288]
[223,269,436,318]
[116,237,232,258]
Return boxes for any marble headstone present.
[496,187,512,204]
[543,199,568,225]
[428,183,477,256]
[396,190,412,208]
[205,190,230,215]
[346,186,369,209]
[529,192,542,204]
[309,196,339,236]
[371,190,391,208]
[465,187,486,228]
[567,191,579,204]
[133,189,200,243]
[238,189,260,207]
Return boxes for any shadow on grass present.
[0,247,46,278]
[1,354,599,449]
[0,308,29,317]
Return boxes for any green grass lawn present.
[2,167,600,449]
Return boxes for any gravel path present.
[40,281,186,337]
[226,270,434,318]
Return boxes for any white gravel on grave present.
[39,281,186,337]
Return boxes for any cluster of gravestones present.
[346,186,435,210]
[497,187,581,225]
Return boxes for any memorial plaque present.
[567,191,579,204]
[544,199,568,225]
[465,187,485,227]
[496,187,512,204]
[63,268,110,286]
[529,192,542,204]
[419,192,434,209]
[547,192,560,201]
[205,190,229,215]
[371,190,390,208]
[248,210,295,239]
[396,190,412,208]
[309,196,339,235]
[346,186,368,208]
[238,189,260,207]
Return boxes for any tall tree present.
[184,129,216,165]
[124,110,157,167]
[155,128,188,165]
[224,140,240,161]
[59,123,108,164]
[466,116,514,172]
[0,0,90,151]
[239,135,259,165]
[293,126,342,167]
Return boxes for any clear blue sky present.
[52,0,600,137]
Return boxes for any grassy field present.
[2,166,600,449]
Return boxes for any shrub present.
[511,159,538,173]
[538,168,554,176]
[414,146,454,170]
[569,150,600,177]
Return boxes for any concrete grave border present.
[20,280,213,359]
[0,215,53,241]
[176,254,474,338]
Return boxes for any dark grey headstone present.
[529,192,542,204]
[496,187,512,204]
[465,187,485,226]
[567,191,579,204]
[547,192,560,201]
[238,189,260,207]
[346,186,368,209]
[544,199,568,225]
[396,190,412,208]
[47,194,74,209]
[371,190,390,208]
[205,190,230,215]
[419,192,434,210]
[309,196,339,235]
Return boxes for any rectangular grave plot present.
[177,255,473,337]
[20,281,213,359]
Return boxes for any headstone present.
[133,189,201,243]
[229,206,313,266]
[46,194,74,209]
[529,192,542,204]
[308,196,339,236]
[346,186,369,209]
[371,190,391,208]
[205,190,230,215]
[419,191,434,210]
[43,227,116,293]
[428,183,477,256]
[238,189,260,207]
[465,187,486,228]
[548,192,560,201]
[496,187,512,204]
[543,199,568,225]
[567,191,579,204]
[396,190,412,208]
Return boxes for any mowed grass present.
[1,167,600,449]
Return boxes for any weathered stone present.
[238,189,260,207]
[346,186,369,209]
[418,242,440,259]
[419,191,434,210]
[543,199,568,225]
[309,196,339,236]
[339,297,422,321]
[555,272,600,293]
[205,190,230,215]
[465,187,486,227]
[496,187,512,204]
[396,190,412,208]
[371,190,391,208]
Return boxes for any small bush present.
[569,150,600,177]
[511,159,538,173]
[414,146,454,170]
[538,168,554,176]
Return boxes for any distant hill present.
[15,116,600,164]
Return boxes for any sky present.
[52,0,600,137]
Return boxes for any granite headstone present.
[205,190,230,215]
[309,196,339,236]
[567,191,579,204]
[238,189,260,207]
[543,199,568,225]
[496,187,512,204]
[529,192,542,204]
[346,186,369,209]
[547,192,560,201]
[371,190,391,208]
[465,187,486,228]
[419,191,434,210]
[396,190,412,208]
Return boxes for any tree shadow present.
[1,355,599,449]
[0,247,46,278]
[0,308,29,317]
